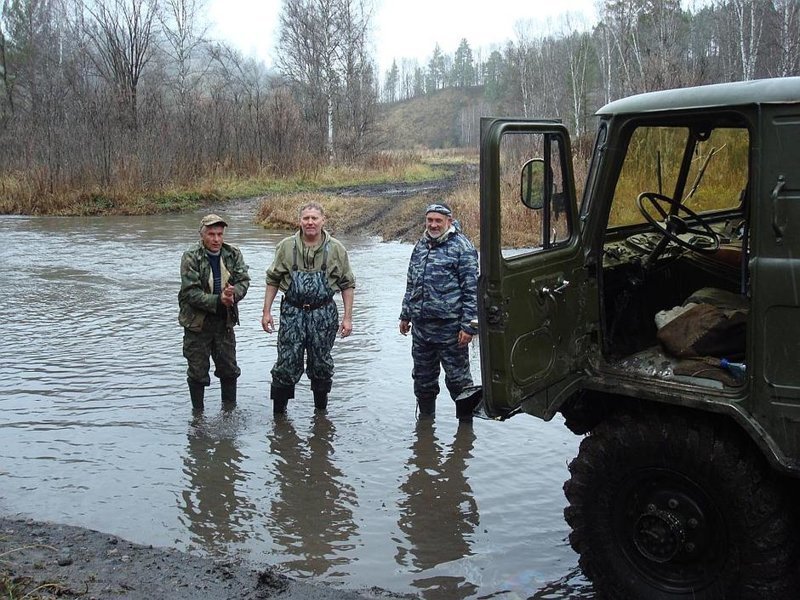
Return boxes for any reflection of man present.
[179,214,250,412]
[396,421,479,598]
[267,415,358,576]
[262,202,355,414]
[399,203,478,419]
[180,415,256,555]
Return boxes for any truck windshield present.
[609,126,749,228]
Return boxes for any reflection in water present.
[396,421,479,599]
[1,214,591,597]
[267,415,358,577]
[530,567,596,599]
[179,410,256,555]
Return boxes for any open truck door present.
[475,118,597,420]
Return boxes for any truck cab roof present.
[597,77,800,116]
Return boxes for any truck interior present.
[597,120,750,388]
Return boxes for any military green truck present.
[468,77,800,598]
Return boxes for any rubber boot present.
[311,379,332,413]
[455,400,473,423]
[220,378,237,410]
[271,384,293,414]
[188,378,205,412]
[455,386,481,423]
[416,394,436,418]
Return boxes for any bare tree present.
[263,84,310,170]
[83,0,158,130]
[158,0,208,102]
[277,0,375,164]
[0,0,15,124]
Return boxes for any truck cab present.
[474,77,800,599]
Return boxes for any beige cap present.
[200,213,228,228]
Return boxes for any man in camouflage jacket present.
[399,203,478,420]
[179,214,250,411]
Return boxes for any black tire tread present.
[563,409,797,600]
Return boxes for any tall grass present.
[0,152,446,216]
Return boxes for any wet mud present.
[0,517,410,600]
[321,163,478,242]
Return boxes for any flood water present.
[0,203,594,599]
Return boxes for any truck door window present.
[500,131,572,259]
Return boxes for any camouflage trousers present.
[183,316,240,386]
[411,319,473,400]
[271,300,338,388]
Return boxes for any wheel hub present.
[633,506,686,562]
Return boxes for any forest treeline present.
[383,0,800,144]
[0,0,381,212]
[0,0,797,213]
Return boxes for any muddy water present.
[0,206,593,599]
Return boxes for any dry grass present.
[1,543,69,600]
[254,184,481,244]
[255,192,406,238]
[0,154,447,217]
[3,145,587,250]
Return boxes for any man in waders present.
[399,203,478,421]
[261,202,355,414]
[179,214,251,412]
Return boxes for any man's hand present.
[221,283,235,307]
[399,320,411,336]
[457,330,473,347]
[262,312,274,333]
[339,317,353,338]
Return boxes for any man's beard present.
[426,227,443,239]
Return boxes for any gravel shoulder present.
[0,517,410,600]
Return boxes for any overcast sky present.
[206,0,598,74]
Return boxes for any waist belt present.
[284,297,334,311]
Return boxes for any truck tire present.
[563,410,797,599]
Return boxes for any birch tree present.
[772,0,799,76]
[277,0,374,164]
[730,0,765,80]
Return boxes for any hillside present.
[379,87,491,149]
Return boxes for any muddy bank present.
[255,163,478,243]
[326,163,477,242]
[0,517,409,600]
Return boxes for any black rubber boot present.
[220,378,237,410]
[188,378,205,412]
[271,384,293,414]
[455,386,481,423]
[416,394,436,418]
[312,391,328,412]
[455,401,473,423]
[311,379,332,413]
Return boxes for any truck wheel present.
[563,411,796,599]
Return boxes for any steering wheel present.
[636,192,720,254]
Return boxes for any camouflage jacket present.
[178,242,251,332]
[400,229,478,335]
